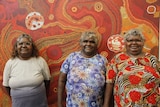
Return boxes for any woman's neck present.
[126,51,145,58]
[80,51,97,58]
[18,55,31,60]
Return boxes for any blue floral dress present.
[60,52,107,107]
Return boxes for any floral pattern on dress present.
[106,52,160,107]
[61,52,107,107]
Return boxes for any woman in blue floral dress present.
[58,31,108,107]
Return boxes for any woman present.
[2,34,51,107]
[103,29,160,107]
[58,31,108,107]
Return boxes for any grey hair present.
[16,34,33,43]
[80,31,98,45]
[124,29,145,41]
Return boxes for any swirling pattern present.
[0,0,159,106]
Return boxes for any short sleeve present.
[2,59,12,87]
[106,57,117,83]
[60,53,75,74]
[38,57,51,80]
[150,55,160,73]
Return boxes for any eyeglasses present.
[83,40,96,44]
[126,39,143,43]
[17,42,32,46]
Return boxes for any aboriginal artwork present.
[0,0,159,107]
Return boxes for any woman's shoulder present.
[5,57,21,66]
[7,57,19,63]
[31,56,48,66]
[70,51,80,55]
[34,56,46,62]
[144,52,158,61]
[66,51,80,58]
[114,52,126,58]
[93,54,107,64]
[5,58,13,65]
[144,52,156,57]
[96,53,107,60]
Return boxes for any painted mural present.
[0,0,159,107]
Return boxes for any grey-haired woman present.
[103,29,160,107]
[58,31,108,107]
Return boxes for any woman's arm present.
[103,83,114,107]
[3,86,11,96]
[57,72,67,107]
[44,80,50,96]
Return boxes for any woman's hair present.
[124,29,145,41]
[11,34,39,58]
[80,31,98,45]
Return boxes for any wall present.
[0,0,159,107]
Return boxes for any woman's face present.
[80,36,97,57]
[17,37,33,60]
[125,35,144,56]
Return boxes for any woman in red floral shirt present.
[103,29,160,107]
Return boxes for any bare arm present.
[3,86,11,96]
[57,72,67,107]
[103,83,114,107]
[44,80,50,96]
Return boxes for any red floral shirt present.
[106,52,160,107]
